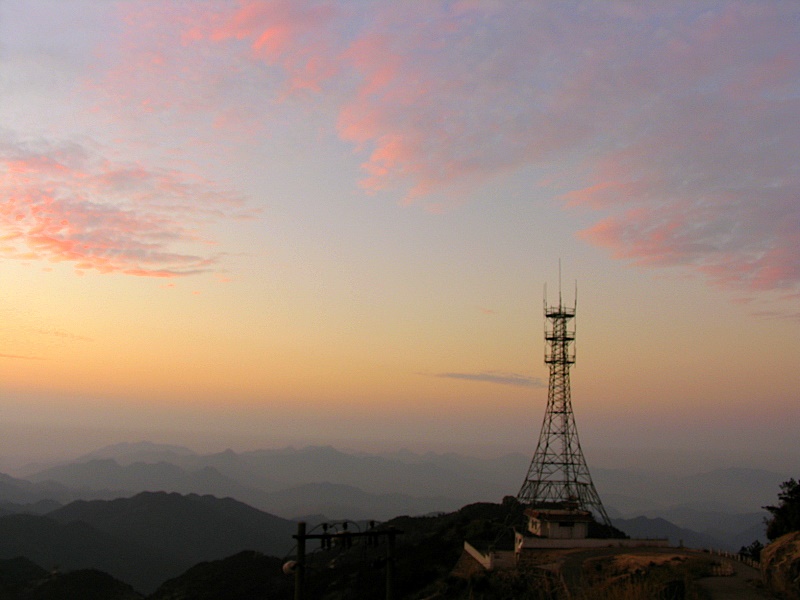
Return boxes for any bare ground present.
[697,560,772,600]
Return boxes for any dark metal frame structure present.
[517,285,611,527]
[290,521,401,600]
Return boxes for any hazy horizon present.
[2,422,798,480]
[2,2,799,481]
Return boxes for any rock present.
[761,531,800,600]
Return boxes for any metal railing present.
[704,547,760,570]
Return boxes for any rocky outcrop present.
[761,531,800,599]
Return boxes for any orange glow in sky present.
[1,1,799,470]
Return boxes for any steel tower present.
[517,283,611,527]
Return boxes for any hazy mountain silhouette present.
[27,459,273,508]
[611,515,719,548]
[81,443,525,499]
[23,450,476,519]
[595,466,789,513]
[0,498,61,517]
[676,467,788,511]
[0,472,75,505]
[75,441,197,465]
[649,506,768,549]
[14,443,785,551]
[265,481,460,521]
[194,445,493,498]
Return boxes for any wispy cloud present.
[564,4,800,294]
[34,328,93,342]
[0,134,248,277]
[433,371,544,388]
[0,353,44,360]
[89,2,800,297]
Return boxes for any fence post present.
[294,521,306,600]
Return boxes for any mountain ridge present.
[6,442,785,552]
[0,491,297,595]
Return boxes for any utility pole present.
[386,527,397,600]
[288,521,402,600]
[294,521,305,600]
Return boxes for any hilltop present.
[0,494,781,598]
[0,492,296,595]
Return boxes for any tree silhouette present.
[764,478,800,541]
[738,539,763,561]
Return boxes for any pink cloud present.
[87,2,800,296]
[209,0,341,96]
[91,0,342,134]
[571,18,800,294]
[0,136,246,277]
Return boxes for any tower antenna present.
[517,270,611,526]
[558,259,562,308]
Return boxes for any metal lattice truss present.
[517,299,612,527]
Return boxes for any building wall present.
[463,542,516,570]
[529,517,589,539]
[516,532,670,551]
[541,521,588,539]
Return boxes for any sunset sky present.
[2,1,799,471]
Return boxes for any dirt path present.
[558,546,773,599]
[697,560,771,600]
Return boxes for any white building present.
[523,508,593,540]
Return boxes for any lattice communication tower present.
[517,283,611,527]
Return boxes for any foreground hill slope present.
[0,513,174,594]
[149,551,292,600]
[761,530,800,599]
[0,492,297,595]
[0,494,775,599]
[147,498,757,600]
[0,557,142,600]
[47,491,297,564]
[146,498,528,600]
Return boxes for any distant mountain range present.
[611,515,718,549]
[0,441,789,595]
[21,443,527,519]
[3,441,786,550]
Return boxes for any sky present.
[1,1,799,472]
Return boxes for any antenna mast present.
[517,271,611,526]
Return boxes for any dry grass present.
[441,548,719,599]
[575,551,715,600]
[605,553,690,571]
